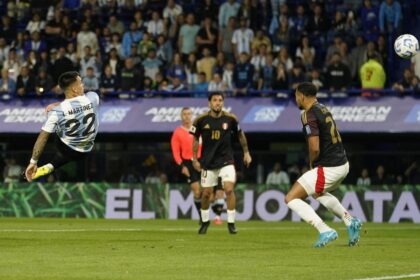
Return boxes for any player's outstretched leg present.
[286,182,337,248]
[224,182,237,234]
[32,163,54,180]
[316,192,362,246]
[199,187,213,234]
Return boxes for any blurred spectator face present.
[86,68,94,77]
[228,17,236,28]
[334,36,342,46]
[8,49,16,60]
[104,65,112,76]
[198,73,206,83]
[403,69,413,80]
[109,15,117,24]
[297,5,305,16]
[32,31,40,41]
[302,36,309,47]
[157,35,165,45]
[110,48,118,58]
[168,0,175,8]
[279,4,288,15]
[256,30,263,39]
[173,77,181,86]
[213,73,222,83]
[378,36,385,46]
[134,11,142,21]
[188,53,196,63]
[58,47,66,58]
[226,62,234,70]
[82,22,89,31]
[32,13,40,22]
[177,14,185,25]
[312,69,320,79]
[335,11,343,21]
[20,67,29,77]
[274,162,281,172]
[259,44,267,55]
[340,42,348,54]
[186,14,195,25]
[2,16,10,26]
[148,50,156,59]
[103,27,111,37]
[240,19,247,29]
[130,22,137,31]
[125,58,134,69]
[292,66,302,76]
[314,5,322,16]
[84,46,92,56]
[386,0,393,5]
[239,53,248,63]
[216,52,224,62]
[377,165,384,176]
[331,53,341,64]
[204,17,212,27]
[266,54,273,65]
[112,33,120,43]
[356,36,364,46]
[202,48,211,57]
[143,33,150,41]
[28,51,37,61]
[152,11,159,21]
[367,41,375,52]
[39,69,46,79]
[364,0,372,7]
[67,43,75,53]
[361,168,369,178]
[40,51,48,60]
[174,53,181,64]
[0,38,6,47]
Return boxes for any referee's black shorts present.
[51,136,89,169]
[182,160,201,184]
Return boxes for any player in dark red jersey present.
[285,82,362,247]
[190,92,251,234]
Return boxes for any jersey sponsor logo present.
[99,106,131,123]
[328,106,391,122]
[203,124,210,129]
[0,107,46,123]
[242,106,284,123]
[305,124,311,135]
[222,123,228,130]
[404,105,420,123]
[145,106,232,123]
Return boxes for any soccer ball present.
[394,34,419,59]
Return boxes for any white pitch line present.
[353,272,420,280]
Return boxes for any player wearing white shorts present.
[285,82,362,248]
[25,71,99,182]
[190,92,252,234]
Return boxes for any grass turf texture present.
[0,219,419,280]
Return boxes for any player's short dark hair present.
[58,71,80,90]
[208,92,224,101]
[296,82,317,97]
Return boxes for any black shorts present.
[183,160,200,184]
[51,137,88,169]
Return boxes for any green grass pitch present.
[0,219,419,280]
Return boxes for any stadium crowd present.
[0,0,419,98]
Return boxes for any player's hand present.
[45,102,60,114]
[181,165,190,177]
[192,159,202,172]
[243,152,252,168]
[25,163,37,182]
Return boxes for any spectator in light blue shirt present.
[379,0,402,33]
[82,67,99,91]
[218,0,240,28]
[122,22,143,58]
[0,69,16,95]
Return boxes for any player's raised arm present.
[25,130,50,182]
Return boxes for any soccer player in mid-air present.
[171,107,226,224]
[25,71,99,182]
[285,82,362,248]
[190,92,252,234]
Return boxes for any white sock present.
[287,199,331,233]
[227,209,235,223]
[201,209,209,222]
[316,193,352,226]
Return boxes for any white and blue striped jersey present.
[42,91,100,153]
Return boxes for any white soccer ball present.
[394,34,419,59]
